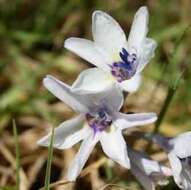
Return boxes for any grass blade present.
[44,127,55,190]
[12,119,20,190]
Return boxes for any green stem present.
[153,86,177,133]
[44,127,55,190]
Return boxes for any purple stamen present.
[86,108,112,134]
[110,48,137,82]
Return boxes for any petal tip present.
[92,10,105,18]
[147,113,157,124]
[37,136,48,147]
[120,157,131,169]
[137,6,148,15]
[153,114,158,122]
[124,161,131,169]
[92,10,111,25]
[43,74,53,81]
[43,77,49,87]
[64,37,75,48]
[63,38,69,48]
[134,6,149,23]
[43,75,53,88]
[66,174,77,182]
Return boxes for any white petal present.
[127,6,149,54]
[100,129,130,168]
[129,150,171,176]
[37,115,89,149]
[92,10,126,57]
[170,131,191,158]
[72,69,124,111]
[131,163,155,190]
[168,152,183,188]
[71,68,115,94]
[43,75,90,113]
[130,150,171,190]
[181,163,191,189]
[101,85,124,111]
[114,112,157,130]
[64,38,110,71]
[66,131,99,181]
[180,162,191,189]
[136,38,157,73]
[119,74,141,92]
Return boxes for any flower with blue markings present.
[37,75,157,181]
[111,48,138,82]
[64,6,157,94]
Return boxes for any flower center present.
[110,48,137,82]
[86,108,112,133]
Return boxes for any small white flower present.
[37,75,157,181]
[129,149,172,190]
[64,6,157,94]
[152,132,191,190]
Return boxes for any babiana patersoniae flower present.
[38,6,191,190]
[38,75,156,181]
[64,6,156,94]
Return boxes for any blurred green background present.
[0,0,191,189]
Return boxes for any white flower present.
[129,149,172,190]
[37,75,157,181]
[152,132,191,190]
[64,6,157,94]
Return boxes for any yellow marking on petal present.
[110,125,116,133]
[106,124,116,133]
[105,73,116,82]
[112,53,120,62]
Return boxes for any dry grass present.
[0,0,191,189]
